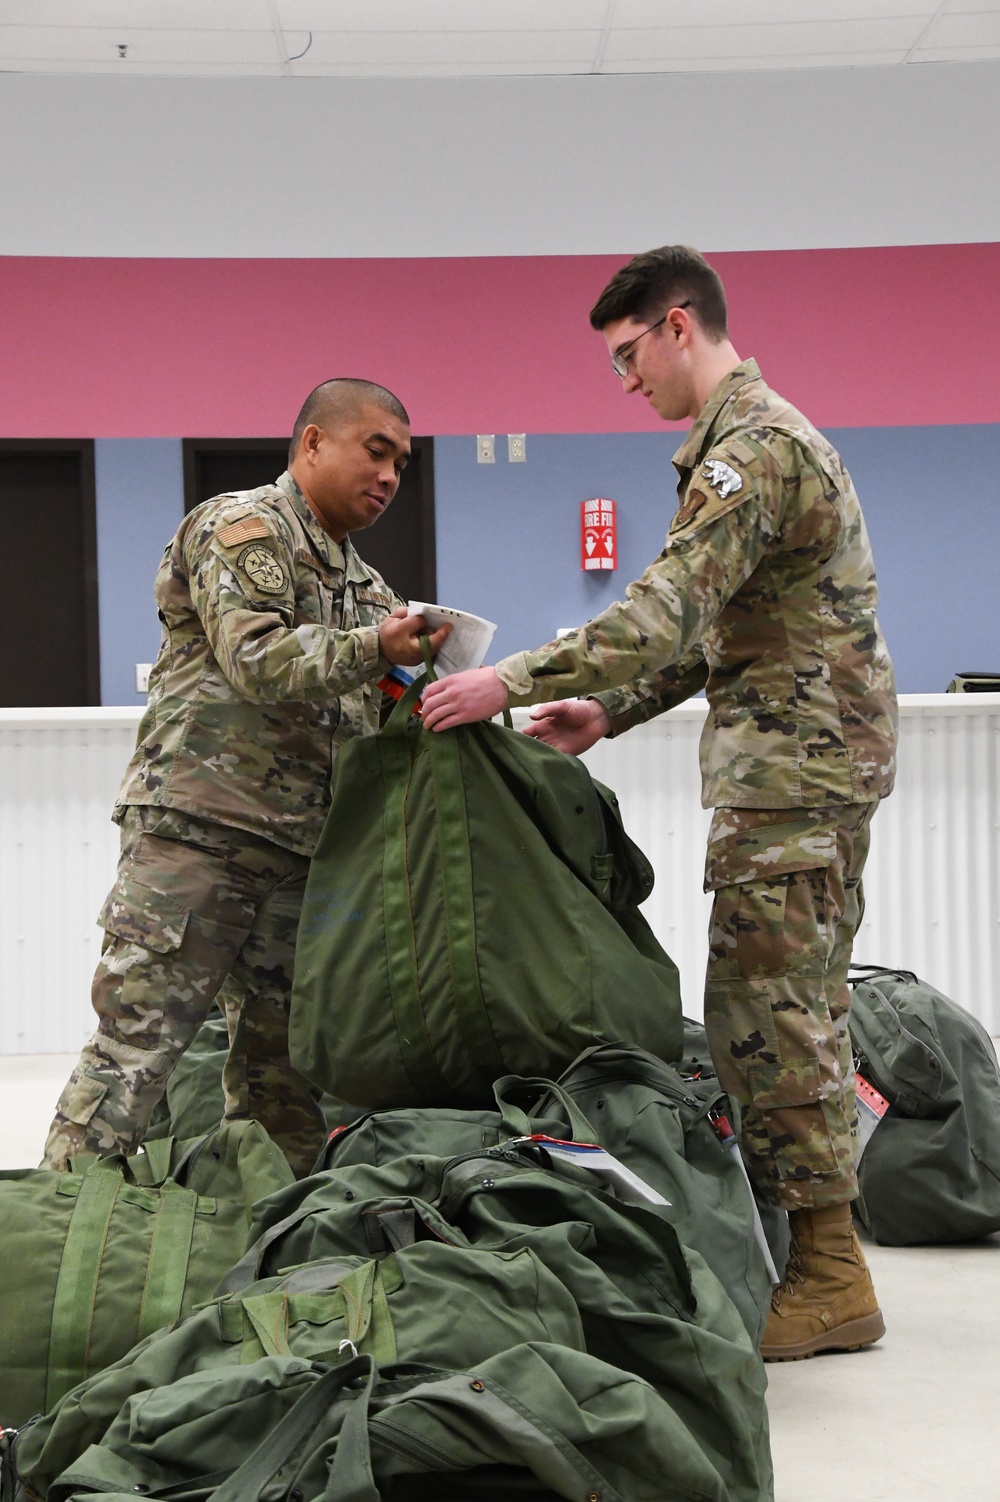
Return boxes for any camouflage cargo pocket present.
[746,1056,842,1180]
[58,1071,108,1129]
[704,808,838,892]
[98,877,190,954]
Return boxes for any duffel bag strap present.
[493,1074,599,1144]
[217,1201,323,1294]
[137,1181,199,1340]
[134,1136,176,1184]
[210,1354,380,1502]
[417,635,514,728]
[45,1158,125,1409]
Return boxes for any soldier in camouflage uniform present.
[422,247,897,1361]
[43,378,449,1178]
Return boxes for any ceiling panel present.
[926,10,1000,41]
[916,42,1000,56]
[302,28,599,65]
[0,0,998,75]
[617,0,936,21]
[0,2,272,26]
[278,0,606,29]
[610,49,911,71]
[0,27,277,64]
[604,18,925,61]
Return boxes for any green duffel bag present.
[10,1243,586,1501]
[289,674,682,1110]
[144,1010,360,1144]
[10,1346,734,1502]
[0,1121,293,1429]
[225,1143,772,1502]
[849,966,1000,1244]
[319,1047,777,1343]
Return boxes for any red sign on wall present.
[581,497,617,571]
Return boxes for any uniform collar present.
[672,358,762,473]
[275,471,374,581]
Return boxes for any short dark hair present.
[288,378,409,464]
[589,246,729,341]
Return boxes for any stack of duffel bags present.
[1,684,781,1501]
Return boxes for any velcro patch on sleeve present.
[217,516,273,548]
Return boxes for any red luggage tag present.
[855,1073,890,1157]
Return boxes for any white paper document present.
[407,601,497,677]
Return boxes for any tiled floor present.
[3,1054,999,1500]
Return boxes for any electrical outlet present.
[477,434,495,464]
[135,663,152,693]
[507,434,526,463]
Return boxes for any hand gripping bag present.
[289,675,682,1109]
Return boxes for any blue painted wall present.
[91,426,1000,701]
[94,439,183,705]
[434,433,678,664]
[434,425,1000,694]
[826,425,1000,694]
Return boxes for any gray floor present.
[3,1055,998,1500]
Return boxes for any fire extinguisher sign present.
[581,497,617,571]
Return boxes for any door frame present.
[182,437,291,515]
[0,438,101,705]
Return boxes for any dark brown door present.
[183,438,436,603]
[0,442,100,706]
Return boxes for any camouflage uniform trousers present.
[42,806,326,1177]
[702,802,877,1212]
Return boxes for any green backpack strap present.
[45,1157,126,1409]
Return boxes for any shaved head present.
[289,378,409,464]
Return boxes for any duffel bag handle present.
[493,1074,599,1145]
[381,633,514,733]
[209,1353,381,1502]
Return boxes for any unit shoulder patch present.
[237,543,288,595]
[701,459,744,499]
[218,515,273,548]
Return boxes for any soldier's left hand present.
[421,667,510,730]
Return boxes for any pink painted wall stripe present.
[2,244,997,437]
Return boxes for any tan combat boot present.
[760,1202,885,1361]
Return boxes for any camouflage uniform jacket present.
[116,472,399,855]
[496,359,897,809]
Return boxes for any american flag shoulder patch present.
[217,516,272,548]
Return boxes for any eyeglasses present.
[610,303,691,379]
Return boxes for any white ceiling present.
[1,1,998,77]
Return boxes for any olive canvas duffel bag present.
[0,1121,293,1428]
[5,1346,731,1502]
[849,966,1000,1244]
[289,673,682,1110]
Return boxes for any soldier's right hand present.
[379,607,452,667]
[522,699,611,754]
